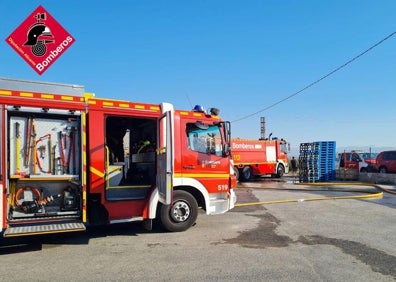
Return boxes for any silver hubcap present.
[171,200,190,222]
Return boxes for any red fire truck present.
[231,138,289,181]
[0,77,236,238]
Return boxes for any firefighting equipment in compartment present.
[14,186,48,213]
[15,122,21,173]
[35,134,52,174]
[13,186,78,214]
[58,127,76,175]
[61,187,78,211]
[24,117,36,168]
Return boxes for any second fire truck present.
[231,138,289,181]
[0,77,236,238]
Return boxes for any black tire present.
[379,167,387,173]
[275,164,285,178]
[241,166,253,181]
[159,190,198,232]
[360,167,368,173]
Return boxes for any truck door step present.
[4,222,86,237]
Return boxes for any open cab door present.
[157,103,174,205]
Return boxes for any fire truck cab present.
[0,78,236,238]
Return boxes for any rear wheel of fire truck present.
[240,166,253,181]
[274,164,285,178]
[159,190,198,232]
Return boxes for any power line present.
[232,31,396,123]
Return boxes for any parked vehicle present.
[231,138,289,181]
[0,77,236,238]
[357,152,378,166]
[338,152,372,172]
[375,150,396,173]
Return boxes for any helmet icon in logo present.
[24,13,54,56]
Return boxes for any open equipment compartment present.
[7,109,82,221]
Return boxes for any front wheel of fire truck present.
[234,167,240,181]
[159,190,198,232]
[274,164,285,178]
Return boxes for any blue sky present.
[1,1,395,155]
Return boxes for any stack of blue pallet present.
[298,141,336,183]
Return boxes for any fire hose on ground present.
[235,182,394,208]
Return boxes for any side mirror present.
[223,144,231,157]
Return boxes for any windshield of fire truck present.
[280,142,288,154]
[187,123,222,156]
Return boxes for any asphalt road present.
[1,177,395,281]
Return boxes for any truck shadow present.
[0,222,163,254]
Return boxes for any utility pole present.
[260,117,265,140]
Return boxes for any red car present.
[375,151,396,173]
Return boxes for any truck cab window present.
[280,142,288,154]
[186,123,222,156]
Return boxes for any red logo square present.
[6,5,75,75]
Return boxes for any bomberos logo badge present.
[6,5,75,75]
